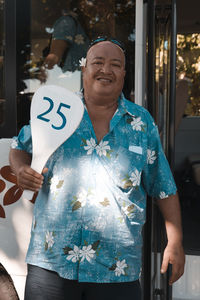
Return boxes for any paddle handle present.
[23,189,35,201]
[22,155,46,201]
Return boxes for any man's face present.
[82,41,126,102]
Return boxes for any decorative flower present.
[65,35,73,41]
[79,57,87,67]
[50,176,60,193]
[130,169,141,186]
[11,139,18,149]
[115,259,128,276]
[159,191,168,199]
[45,27,54,34]
[122,203,135,217]
[66,245,80,263]
[45,231,54,249]
[71,189,95,212]
[74,34,84,44]
[95,140,111,157]
[84,138,97,155]
[131,117,145,131]
[147,149,157,164]
[77,189,88,207]
[63,241,100,262]
[79,244,96,262]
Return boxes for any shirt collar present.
[118,93,137,118]
[76,90,136,117]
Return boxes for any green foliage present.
[177,34,200,116]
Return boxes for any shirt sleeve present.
[52,16,77,44]
[11,124,32,154]
[142,112,177,199]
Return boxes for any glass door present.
[0,0,136,137]
[15,0,136,133]
[0,0,5,128]
[145,0,177,299]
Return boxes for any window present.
[177,34,200,117]
[16,0,136,130]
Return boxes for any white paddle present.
[23,85,84,200]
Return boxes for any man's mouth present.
[96,77,112,83]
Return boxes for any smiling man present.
[9,37,185,300]
[82,41,126,143]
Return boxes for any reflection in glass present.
[0,0,5,125]
[17,1,136,130]
[154,6,172,152]
[177,34,200,117]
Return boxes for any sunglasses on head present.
[88,36,125,53]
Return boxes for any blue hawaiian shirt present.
[11,94,177,283]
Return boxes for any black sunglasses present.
[88,36,125,53]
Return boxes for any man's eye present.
[112,64,121,67]
[93,61,102,65]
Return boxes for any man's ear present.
[81,66,86,73]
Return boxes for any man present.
[9,37,185,300]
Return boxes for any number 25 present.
[37,97,71,130]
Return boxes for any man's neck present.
[84,96,118,143]
[84,93,119,113]
[85,99,118,114]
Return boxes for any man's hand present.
[16,165,48,192]
[9,149,48,192]
[157,193,185,285]
[44,53,59,69]
[44,39,68,69]
[161,242,185,285]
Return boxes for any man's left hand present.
[161,243,185,285]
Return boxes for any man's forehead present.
[87,41,125,60]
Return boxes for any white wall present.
[0,139,34,300]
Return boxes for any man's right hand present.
[16,165,47,192]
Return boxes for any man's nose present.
[101,63,112,73]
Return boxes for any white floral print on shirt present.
[11,139,18,149]
[96,141,111,157]
[83,138,111,157]
[45,231,55,250]
[50,175,64,196]
[83,138,96,155]
[109,259,128,276]
[79,245,96,262]
[159,191,169,199]
[71,189,95,212]
[66,245,80,263]
[115,260,128,276]
[64,240,100,263]
[130,117,145,131]
[130,169,141,186]
[147,149,157,164]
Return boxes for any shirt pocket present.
[128,145,143,155]
[111,144,145,191]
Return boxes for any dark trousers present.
[24,264,142,300]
